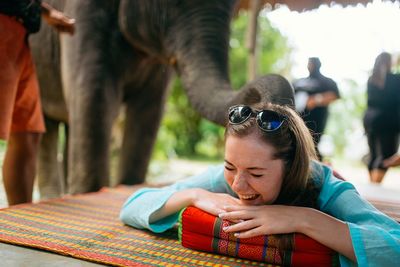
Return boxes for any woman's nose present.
[232,172,248,191]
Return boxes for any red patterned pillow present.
[178,206,339,266]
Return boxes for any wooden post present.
[246,0,262,81]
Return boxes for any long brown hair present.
[225,102,321,252]
[369,52,392,89]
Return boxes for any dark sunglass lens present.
[257,110,283,131]
[229,106,252,124]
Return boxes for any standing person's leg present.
[0,15,45,205]
[366,132,378,183]
[3,133,41,204]
[371,131,400,184]
[0,15,28,203]
[370,168,386,184]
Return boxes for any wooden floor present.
[0,242,104,267]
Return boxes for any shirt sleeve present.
[119,164,229,233]
[318,166,400,266]
[324,77,340,98]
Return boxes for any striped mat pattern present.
[0,186,398,266]
[0,186,275,267]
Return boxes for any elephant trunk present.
[170,0,239,126]
[170,2,294,126]
[119,0,295,125]
[179,57,295,126]
[177,57,236,126]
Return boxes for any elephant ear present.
[232,74,295,109]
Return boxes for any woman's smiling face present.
[224,133,284,205]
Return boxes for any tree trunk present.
[246,0,262,81]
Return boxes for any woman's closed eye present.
[224,165,235,171]
[225,165,264,177]
[250,173,264,178]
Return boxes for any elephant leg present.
[38,116,63,199]
[118,73,170,185]
[67,87,118,194]
[67,112,115,194]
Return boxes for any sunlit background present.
[266,0,400,161]
[268,1,400,81]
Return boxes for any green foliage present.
[159,79,202,158]
[0,140,6,168]
[258,12,293,76]
[229,12,292,89]
[194,120,225,159]
[0,140,5,150]
[153,11,292,161]
[325,79,367,155]
[153,79,226,160]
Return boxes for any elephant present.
[30,0,295,198]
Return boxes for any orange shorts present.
[0,14,45,140]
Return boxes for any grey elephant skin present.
[30,0,295,198]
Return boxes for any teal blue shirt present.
[120,163,400,266]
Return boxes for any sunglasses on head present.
[228,105,285,132]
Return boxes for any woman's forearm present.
[296,208,356,262]
[148,189,197,223]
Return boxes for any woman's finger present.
[222,219,258,233]
[219,210,253,221]
[223,205,258,212]
[233,226,264,239]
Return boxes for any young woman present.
[120,102,400,266]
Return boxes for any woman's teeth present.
[240,194,258,200]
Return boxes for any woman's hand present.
[219,205,301,238]
[192,189,242,216]
[149,188,241,223]
[220,204,356,262]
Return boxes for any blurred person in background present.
[363,52,400,183]
[0,0,74,205]
[293,57,340,161]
